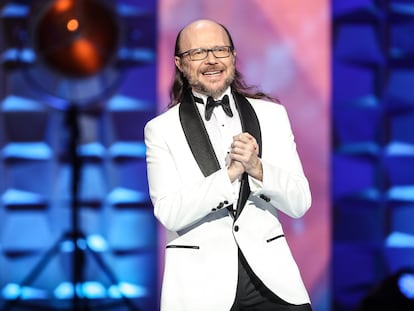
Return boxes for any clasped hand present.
[227,132,263,182]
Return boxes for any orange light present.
[67,19,79,32]
[53,0,73,13]
[34,0,119,77]
[70,38,102,74]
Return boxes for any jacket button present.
[234,225,239,232]
[217,202,224,209]
[211,208,217,212]
[260,194,270,202]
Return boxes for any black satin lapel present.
[235,173,250,219]
[179,91,221,177]
[234,92,262,157]
[233,92,262,219]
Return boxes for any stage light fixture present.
[16,0,124,105]
[32,0,119,78]
[398,271,414,299]
[359,268,414,311]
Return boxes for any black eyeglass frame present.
[176,45,234,61]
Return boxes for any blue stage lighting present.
[81,282,106,299]
[2,283,47,300]
[87,234,109,252]
[108,282,147,298]
[54,281,106,299]
[54,282,73,299]
[2,283,20,299]
[60,240,75,252]
[54,281,146,300]
[398,272,414,299]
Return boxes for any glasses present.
[177,46,233,61]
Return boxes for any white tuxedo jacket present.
[144,90,312,311]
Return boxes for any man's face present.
[175,21,236,99]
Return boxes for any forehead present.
[179,22,230,50]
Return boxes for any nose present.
[205,50,218,63]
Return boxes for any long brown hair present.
[168,22,275,108]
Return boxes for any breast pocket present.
[266,234,284,243]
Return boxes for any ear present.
[232,49,237,58]
[174,56,183,72]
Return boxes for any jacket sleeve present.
[144,118,235,232]
[250,103,311,218]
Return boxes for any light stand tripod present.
[3,105,141,311]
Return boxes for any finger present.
[231,142,255,156]
[233,134,244,143]
[240,132,255,141]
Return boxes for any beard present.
[185,66,235,99]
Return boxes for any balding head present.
[174,19,234,57]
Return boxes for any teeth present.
[204,71,220,75]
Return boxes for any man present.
[145,19,312,311]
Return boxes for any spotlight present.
[32,0,119,78]
[398,271,414,300]
[359,268,414,311]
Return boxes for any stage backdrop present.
[157,1,331,310]
[332,1,414,310]
[0,0,158,310]
[0,0,330,310]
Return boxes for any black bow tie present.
[204,95,233,121]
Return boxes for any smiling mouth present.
[203,70,222,76]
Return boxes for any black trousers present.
[230,250,313,311]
